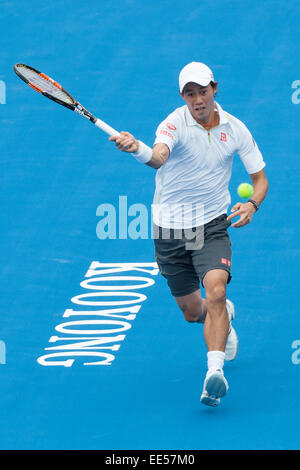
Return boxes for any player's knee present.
[206,283,226,305]
[179,302,201,323]
[184,312,200,323]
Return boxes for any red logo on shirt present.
[166,123,176,130]
[220,132,227,142]
[160,129,174,139]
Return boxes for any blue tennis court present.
[1,0,300,450]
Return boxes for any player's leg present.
[191,214,238,362]
[202,269,229,352]
[189,214,234,405]
[200,268,230,404]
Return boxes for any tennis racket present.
[14,63,120,137]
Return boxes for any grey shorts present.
[154,213,232,297]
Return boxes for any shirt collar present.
[185,101,229,128]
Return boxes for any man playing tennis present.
[109,62,269,406]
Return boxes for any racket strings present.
[16,65,74,105]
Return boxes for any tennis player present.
[109,62,269,406]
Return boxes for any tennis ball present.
[237,183,254,199]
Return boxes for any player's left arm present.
[227,169,269,228]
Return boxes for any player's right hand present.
[109,131,139,153]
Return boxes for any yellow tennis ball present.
[237,183,254,199]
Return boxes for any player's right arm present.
[109,132,170,169]
[146,143,170,169]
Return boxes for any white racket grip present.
[94,118,120,137]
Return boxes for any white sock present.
[207,351,225,372]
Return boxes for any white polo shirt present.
[152,102,266,228]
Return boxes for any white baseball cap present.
[179,62,214,93]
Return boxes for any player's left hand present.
[227,202,256,228]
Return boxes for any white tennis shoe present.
[200,369,229,407]
[200,389,220,407]
[225,299,238,362]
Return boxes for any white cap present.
[179,62,214,93]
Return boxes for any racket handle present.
[94,118,120,137]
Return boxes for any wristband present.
[248,199,259,211]
[131,141,152,164]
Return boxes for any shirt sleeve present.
[154,119,179,153]
[237,122,266,174]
